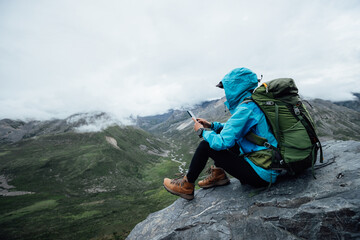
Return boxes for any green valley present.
[0,125,185,240]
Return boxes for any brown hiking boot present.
[198,166,230,189]
[163,175,194,200]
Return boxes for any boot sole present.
[163,184,194,200]
[199,178,230,189]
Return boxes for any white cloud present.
[0,0,359,121]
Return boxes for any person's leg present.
[208,148,268,188]
[187,140,268,188]
[186,140,214,183]
[163,140,214,200]
[163,140,268,200]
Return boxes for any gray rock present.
[127,140,360,240]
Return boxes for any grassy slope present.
[0,126,179,240]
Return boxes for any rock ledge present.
[127,140,360,240]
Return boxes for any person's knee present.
[198,140,210,151]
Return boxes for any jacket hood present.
[222,68,258,113]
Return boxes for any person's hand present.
[196,118,211,128]
[192,118,204,131]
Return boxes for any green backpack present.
[245,78,323,175]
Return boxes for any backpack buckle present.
[264,142,272,148]
[294,106,301,115]
[265,101,274,106]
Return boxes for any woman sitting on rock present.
[163,67,280,200]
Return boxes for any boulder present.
[127,140,360,240]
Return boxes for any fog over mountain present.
[1,0,360,121]
[2,94,360,145]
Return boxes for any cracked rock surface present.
[127,140,360,240]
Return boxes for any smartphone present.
[187,110,197,121]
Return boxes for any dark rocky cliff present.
[127,140,360,240]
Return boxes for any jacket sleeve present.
[202,107,257,151]
[211,122,224,133]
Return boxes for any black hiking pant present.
[186,140,268,188]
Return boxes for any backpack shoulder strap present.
[241,97,253,105]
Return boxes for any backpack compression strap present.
[241,98,282,166]
[241,98,279,149]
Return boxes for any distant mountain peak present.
[352,92,360,100]
[333,92,360,112]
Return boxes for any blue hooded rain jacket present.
[202,68,280,183]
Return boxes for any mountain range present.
[1,94,360,239]
[334,92,360,112]
[137,96,360,142]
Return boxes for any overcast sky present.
[1,0,360,121]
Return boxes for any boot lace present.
[203,167,214,181]
[170,173,185,186]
